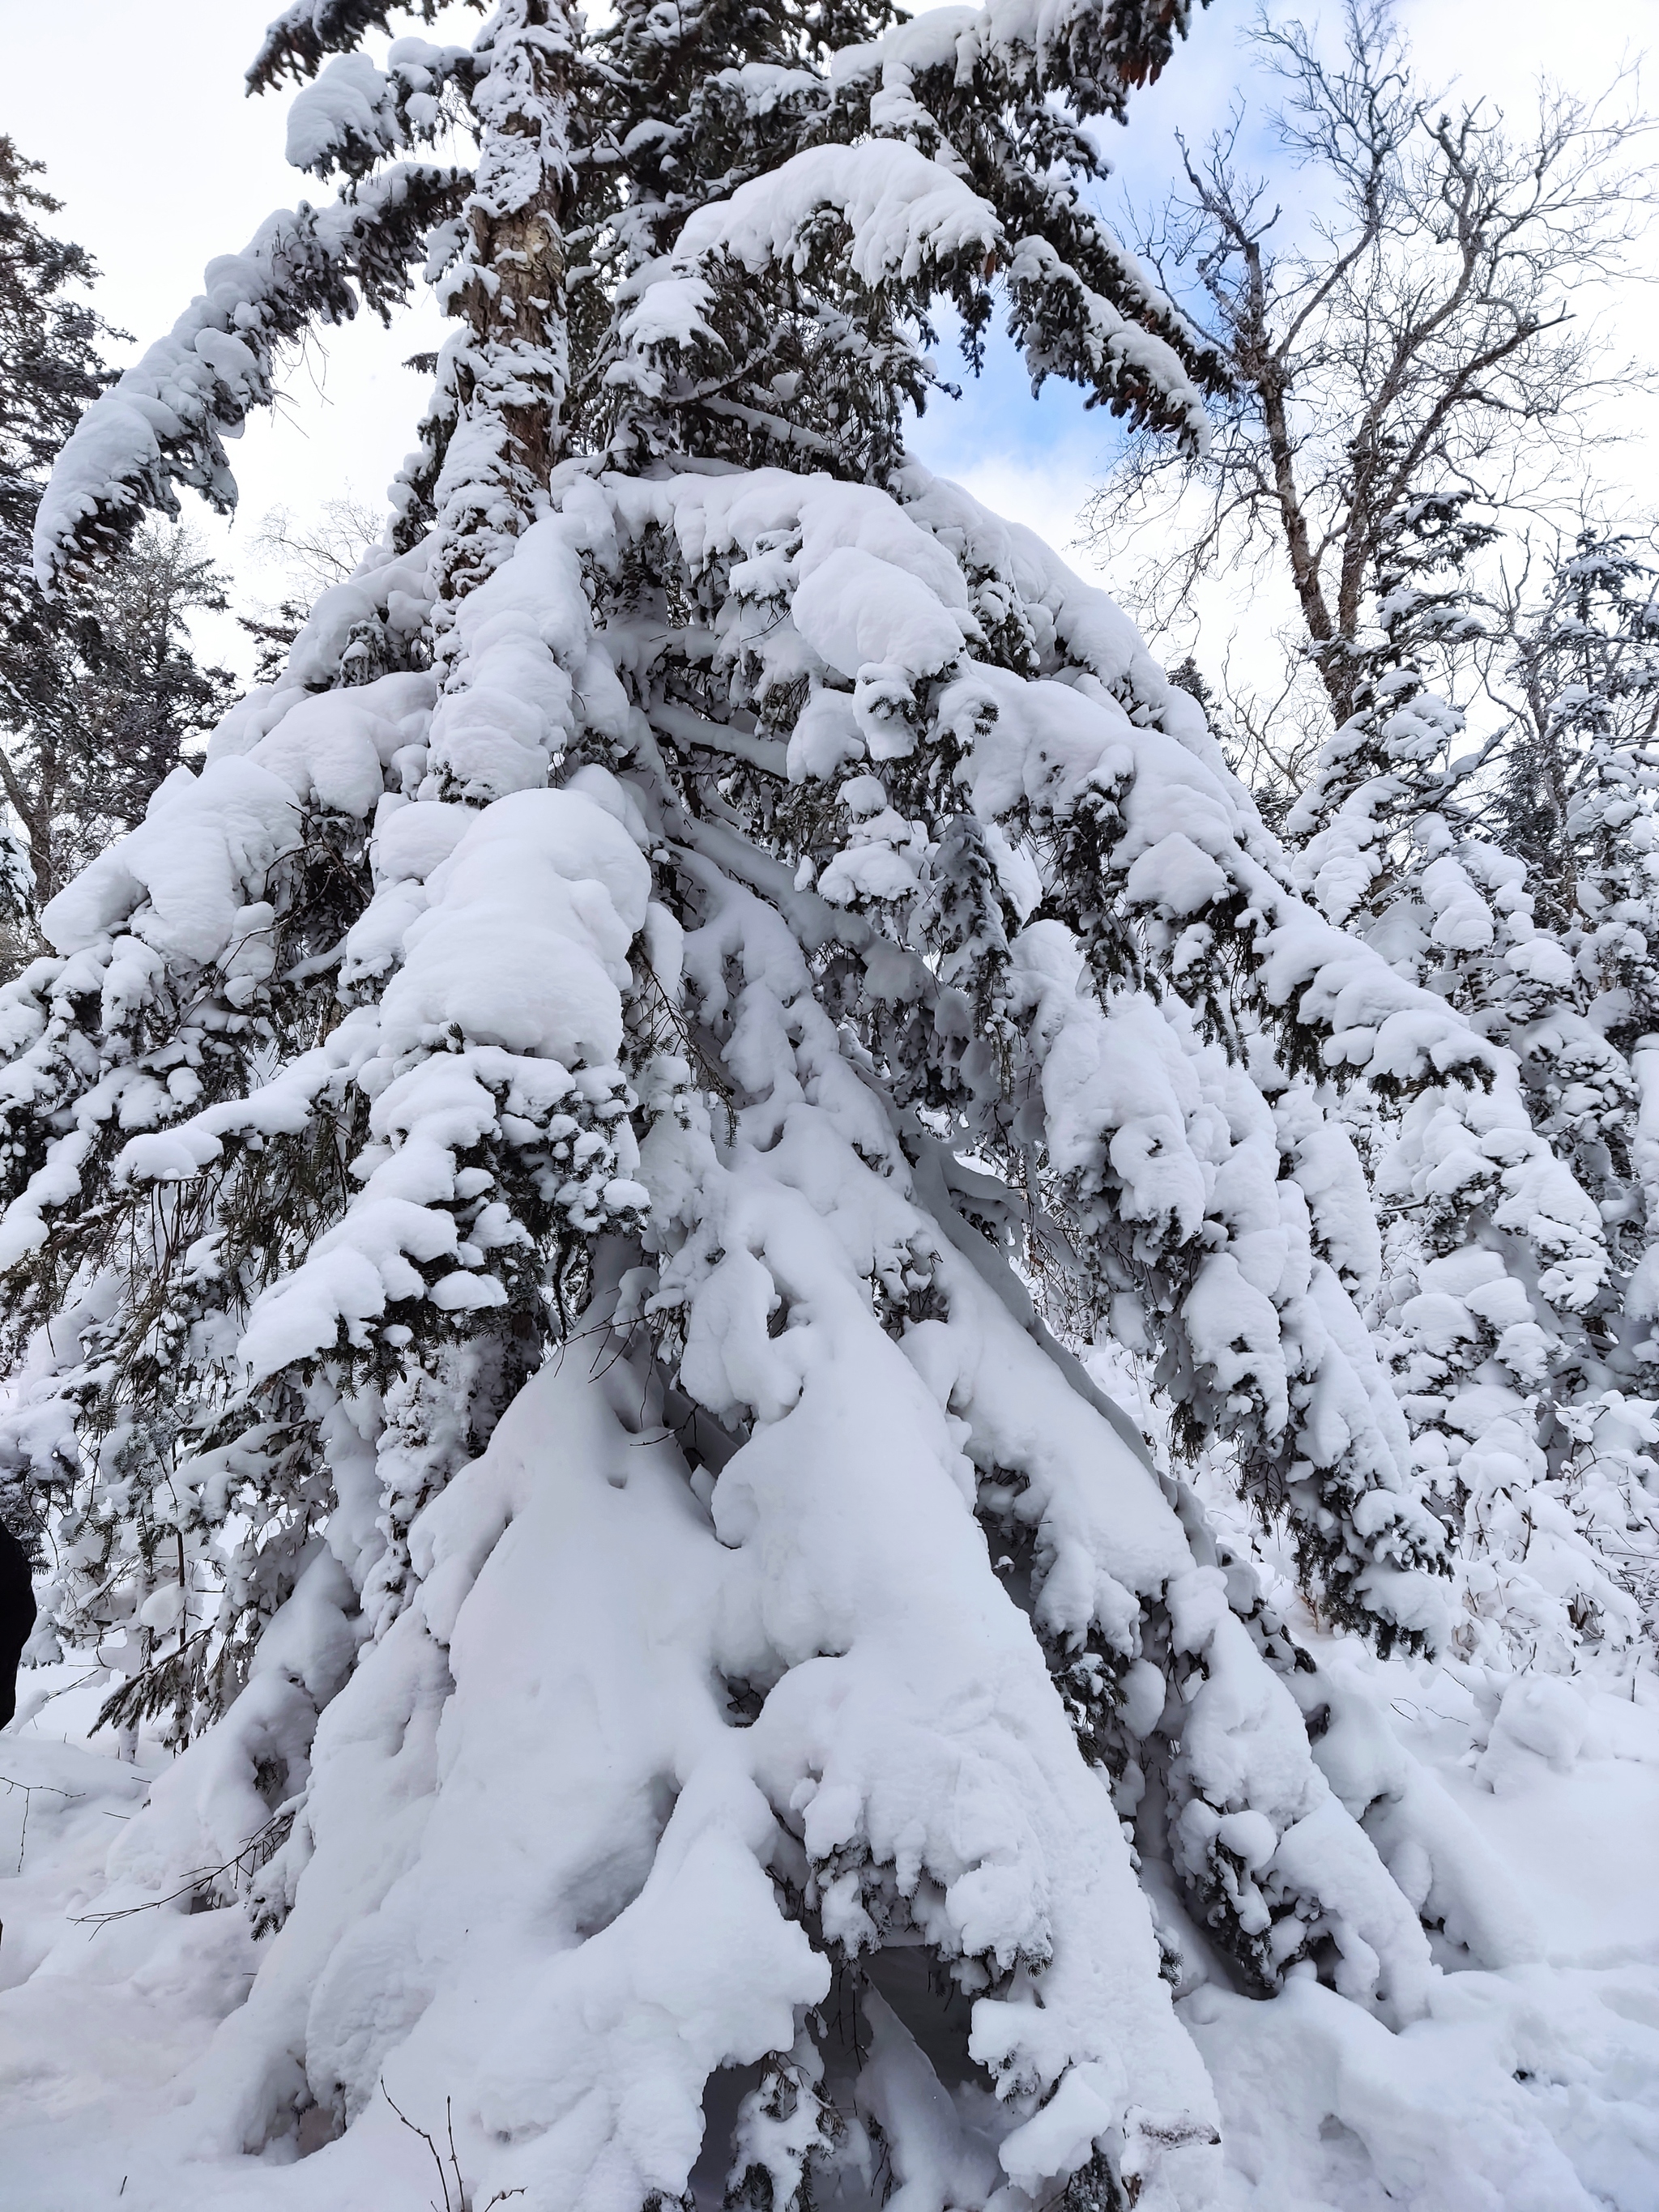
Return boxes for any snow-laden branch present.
[246,0,437,95]
[836,0,1206,126]
[284,42,479,181]
[32,165,466,589]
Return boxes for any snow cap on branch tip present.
[838,0,1212,125]
[234,784,650,1383]
[247,0,443,96]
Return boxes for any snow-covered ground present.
[4,1617,1657,2210]
[1186,1648,1659,2209]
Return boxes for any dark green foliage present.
[0,143,240,934]
[247,0,454,96]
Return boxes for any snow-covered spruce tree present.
[0,146,243,955]
[1285,503,1657,1673]
[0,5,1550,2206]
[0,136,109,942]
[1483,531,1659,1661]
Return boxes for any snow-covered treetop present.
[34,0,1224,596]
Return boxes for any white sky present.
[5,0,1657,680]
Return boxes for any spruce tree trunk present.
[429,0,578,607]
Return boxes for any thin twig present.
[1,1773,85,1875]
[382,2078,454,2212]
[72,1805,292,1931]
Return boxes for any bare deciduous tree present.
[1086,0,1657,791]
[249,491,382,595]
[237,491,383,684]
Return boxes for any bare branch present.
[1088,0,1659,759]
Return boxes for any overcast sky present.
[6,0,1657,678]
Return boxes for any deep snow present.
[3,1502,1657,2211]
